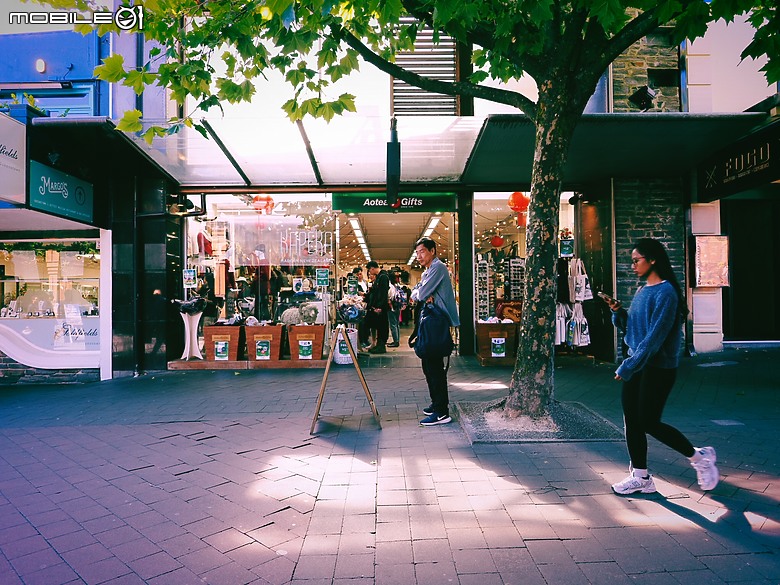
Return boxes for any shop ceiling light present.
[349,218,361,230]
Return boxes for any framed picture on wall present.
[694,235,729,288]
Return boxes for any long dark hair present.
[634,238,688,318]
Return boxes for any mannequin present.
[197,225,213,257]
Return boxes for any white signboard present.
[0,112,26,204]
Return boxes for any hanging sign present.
[697,122,779,202]
[28,160,94,223]
[332,192,456,213]
[0,113,26,204]
[316,268,330,288]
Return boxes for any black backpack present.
[413,302,453,359]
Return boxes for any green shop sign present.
[28,160,94,223]
[332,192,456,213]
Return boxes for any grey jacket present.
[411,257,460,327]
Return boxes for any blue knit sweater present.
[612,281,682,380]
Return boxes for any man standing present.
[411,237,459,425]
[365,261,390,354]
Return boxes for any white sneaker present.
[692,446,719,491]
[612,473,657,495]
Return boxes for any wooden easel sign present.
[310,324,381,434]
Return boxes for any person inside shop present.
[410,236,459,426]
[235,276,254,317]
[252,266,272,321]
[269,267,284,318]
[387,269,403,348]
[365,261,391,354]
[196,272,221,336]
[351,266,371,349]
[353,266,368,295]
[603,237,718,495]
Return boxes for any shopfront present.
[1,108,108,382]
[0,238,102,369]
[169,188,590,367]
[694,118,780,347]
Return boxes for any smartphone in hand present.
[597,291,616,304]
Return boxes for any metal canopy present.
[29,111,768,191]
[11,111,770,265]
[125,114,482,189]
[462,112,769,188]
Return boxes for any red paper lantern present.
[252,194,274,214]
[517,212,527,228]
[508,191,530,213]
[490,235,505,248]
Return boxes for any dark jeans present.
[621,366,695,470]
[368,308,389,347]
[421,355,449,416]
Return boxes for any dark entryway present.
[722,198,780,340]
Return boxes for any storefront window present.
[184,194,336,333]
[0,240,100,352]
[473,192,574,322]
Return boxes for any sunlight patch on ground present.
[451,382,510,390]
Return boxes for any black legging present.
[621,366,695,470]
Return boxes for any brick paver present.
[1,347,778,583]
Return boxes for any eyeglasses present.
[631,256,645,265]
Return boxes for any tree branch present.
[335,25,538,118]
[598,7,668,65]
[397,1,546,96]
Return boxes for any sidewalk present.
[1,347,778,584]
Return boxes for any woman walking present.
[604,238,719,495]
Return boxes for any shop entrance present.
[335,207,457,352]
[722,198,780,341]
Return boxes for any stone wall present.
[612,27,681,112]
[0,351,99,385]
[613,178,687,359]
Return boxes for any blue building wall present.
[0,31,109,116]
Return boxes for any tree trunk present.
[505,85,584,418]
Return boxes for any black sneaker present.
[422,404,434,416]
[420,413,452,426]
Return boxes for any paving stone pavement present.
[0,346,778,584]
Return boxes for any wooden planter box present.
[204,325,245,362]
[287,324,325,361]
[245,324,284,364]
[475,322,518,366]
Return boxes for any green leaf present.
[116,109,143,133]
[94,54,126,83]
[338,93,357,113]
[197,95,223,113]
[140,126,168,145]
[588,0,629,33]
[123,69,157,95]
